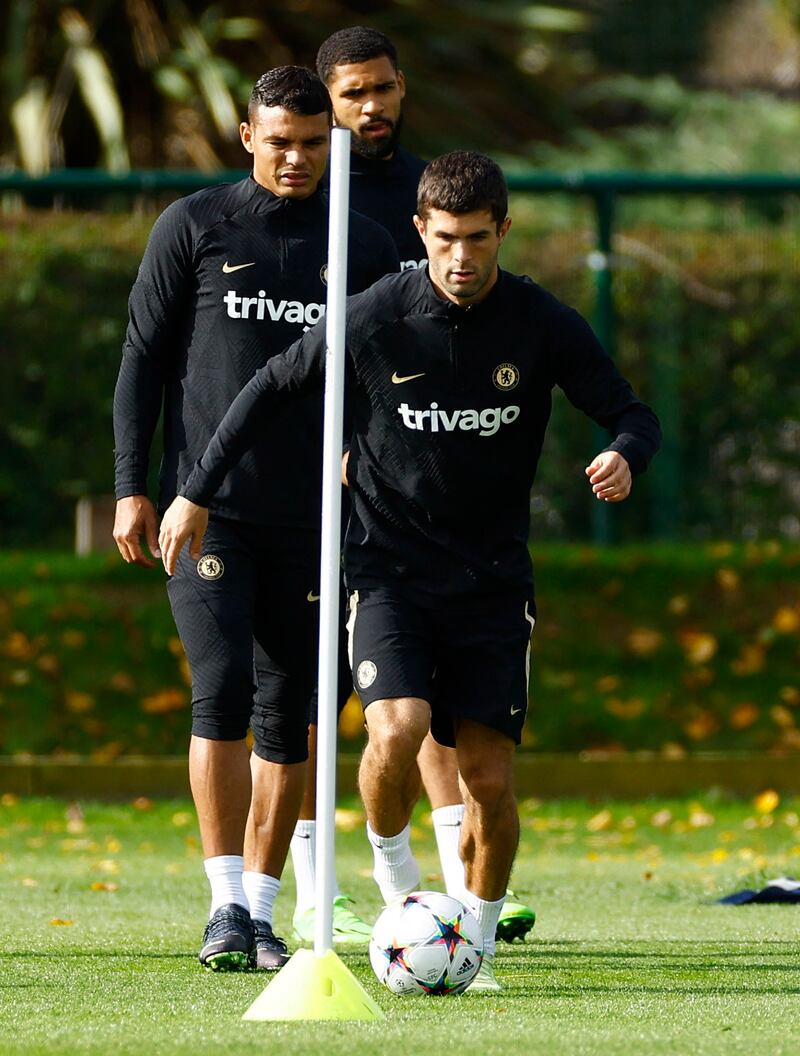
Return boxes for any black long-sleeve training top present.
[349,148,427,271]
[181,267,661,599]
[113,176,398,527]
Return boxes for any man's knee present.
[460,763,513,810]
[365,698,430,767]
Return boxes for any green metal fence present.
[3,169,799,545]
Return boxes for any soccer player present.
[158,151,661,991]
[316,25,537,943]
[112,66,397,972]
[317,26,426,271]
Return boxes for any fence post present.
[650,277,681,538]
[589,190,616,545]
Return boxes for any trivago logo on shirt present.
[397,401,521,437]
[223,289,325,331]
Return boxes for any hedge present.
[0,545,798,757]
[1,200,800,545]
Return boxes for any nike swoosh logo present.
[307,591,320,602]
[391,371,426,384]
[222,261,256,273]
[510,705,525,716]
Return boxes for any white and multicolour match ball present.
[369,891,484,996]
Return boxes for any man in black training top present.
[112,67,397,972]
[158,152,661,992]
[315,26,538,944]
[318,26,426,272]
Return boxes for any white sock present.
[290,820,341,916]
[463,889,505,959]
[367,822,420,904]
[203,854,247,918]
[290,819,317,916]
[242,871,280,925]
[431,803,467,900]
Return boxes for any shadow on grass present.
[492,939,800,996]
[0,951,191,960]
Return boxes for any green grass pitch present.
[1,794,800,1055]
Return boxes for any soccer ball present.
[369,891,483,996]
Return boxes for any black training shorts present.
[166,516,321,764]
[346,586,536,747]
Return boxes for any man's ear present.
[498,216,512,243]
[413,213,425,238]
[240,122,255,154]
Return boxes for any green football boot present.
[495,891,536,943]
[293,894,373,946]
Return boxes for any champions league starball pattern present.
[369,891,484,996]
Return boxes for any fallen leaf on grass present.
[1,794,20,807]
[49,919,73,926]
[605,697,646,719]
[715,567,740,593]
[595,675,621,693]
[109,672,135,693]
[683,711,719,741]
[731,643,766,676]
[678,630,718,665]
[688,805,715,828]
[2,632,37,661]
[36,654,60,676]
[667,594,690,615]
[773,607,800,634]
[586,809,612,832]
[171,812,193,828]
[90,742,124,763]
[729,702,759,730]
[90,881,119,892]
[754,789,780,814]
[626,628,664,657]
[771,705,795,729]
[61,630,86,648]
[132,797,153,811]
[65,692,94,714]
[141,688,187,714]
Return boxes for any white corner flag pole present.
[314,127,351,956]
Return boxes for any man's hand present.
[341,449,350,486]
[585,451,632,503]
[113,495,161,568]
[158,496,209,576]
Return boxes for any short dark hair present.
[316,26,399,85]
[248,66,332,123]
[417,152,508,229]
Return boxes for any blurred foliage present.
[528,77,800,174]
[7,0,800,172]
[7,200,800,547]
[1,546,799,756]
[1,0,597,170]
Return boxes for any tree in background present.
[0,0,597,172]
